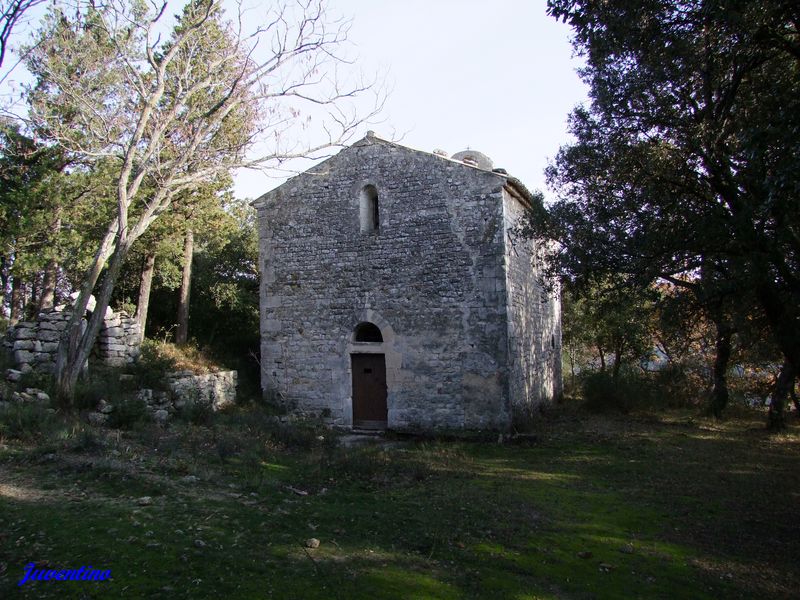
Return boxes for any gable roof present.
[253,132,537,208]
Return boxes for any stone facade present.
[3,302,141,374]
[255,133,561,431]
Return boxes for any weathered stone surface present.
[13,350,35,364]
[37,342,59,353]
[254,135,561,431]
[37,330,62,342]
[167,371,237,411]
[13,328,36,341]
[12,339,35,351]
[4,302,142,374]
[88,411,108,426]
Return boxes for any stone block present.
[13,350,35,364]
[87,411,108,426]
[104,343,127,352]
[38,342,59,353]
[13,328,36,341]
[13,339,35,351]
[36,363,55,374]
[264,319,282,332]
[38,329,62,342]
[42,310,70,320]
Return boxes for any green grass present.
[0,404,798,599]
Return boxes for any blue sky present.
[233,0,588,202]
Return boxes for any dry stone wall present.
[3,304,141,375]
[166,370,238,411]
[87,371,238,426]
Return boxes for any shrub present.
[106,397,148,429]
[650,363,705,408]
[129,340,175,390]
[73,372,129,410]
[582,369,652,413]
[69,426,104,452]
[176,400,213,426]
[215,433,243,461]
[14,370,55,398]
[0,403,59,442]
[138,340,222,374]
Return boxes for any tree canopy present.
[14,0,381,401]
[538,0,800,425]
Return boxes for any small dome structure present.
[451,149,494,170]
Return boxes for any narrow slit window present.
[360,184,380,232]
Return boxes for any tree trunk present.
[175,229,193,345]
[756,280,800,384]
[598,344,606,372]
[708,318,732,418]
[767,361,795,431]
[38,260,58,313]
[9,274,24,324]
[55,220,119,403]
[37,212,62,313]
[134,252,156,342]
[612,347,622,380]
[0,256,7,316]
[56,238,131,402]
[790,378,799,415]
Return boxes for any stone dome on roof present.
[451,149,494,170]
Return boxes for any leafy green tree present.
[541,0,800,427]
[562,278,654,381]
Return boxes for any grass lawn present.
[0,403,798,599]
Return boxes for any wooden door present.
[351,353,387,430]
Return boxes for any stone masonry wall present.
[502,190,563,423]
[87,371,238,426]
[256,137,512,431]
[3,305,141,374]
[166,370,238,412]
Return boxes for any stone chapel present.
[254,132,562,431]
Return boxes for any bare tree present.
[0,0,43,68]
[23,0,384,401]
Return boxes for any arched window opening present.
[354,322,383,342]
[359,185,379,232]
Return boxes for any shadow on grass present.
[0,407,798,599]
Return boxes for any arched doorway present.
[351,321,387,430]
